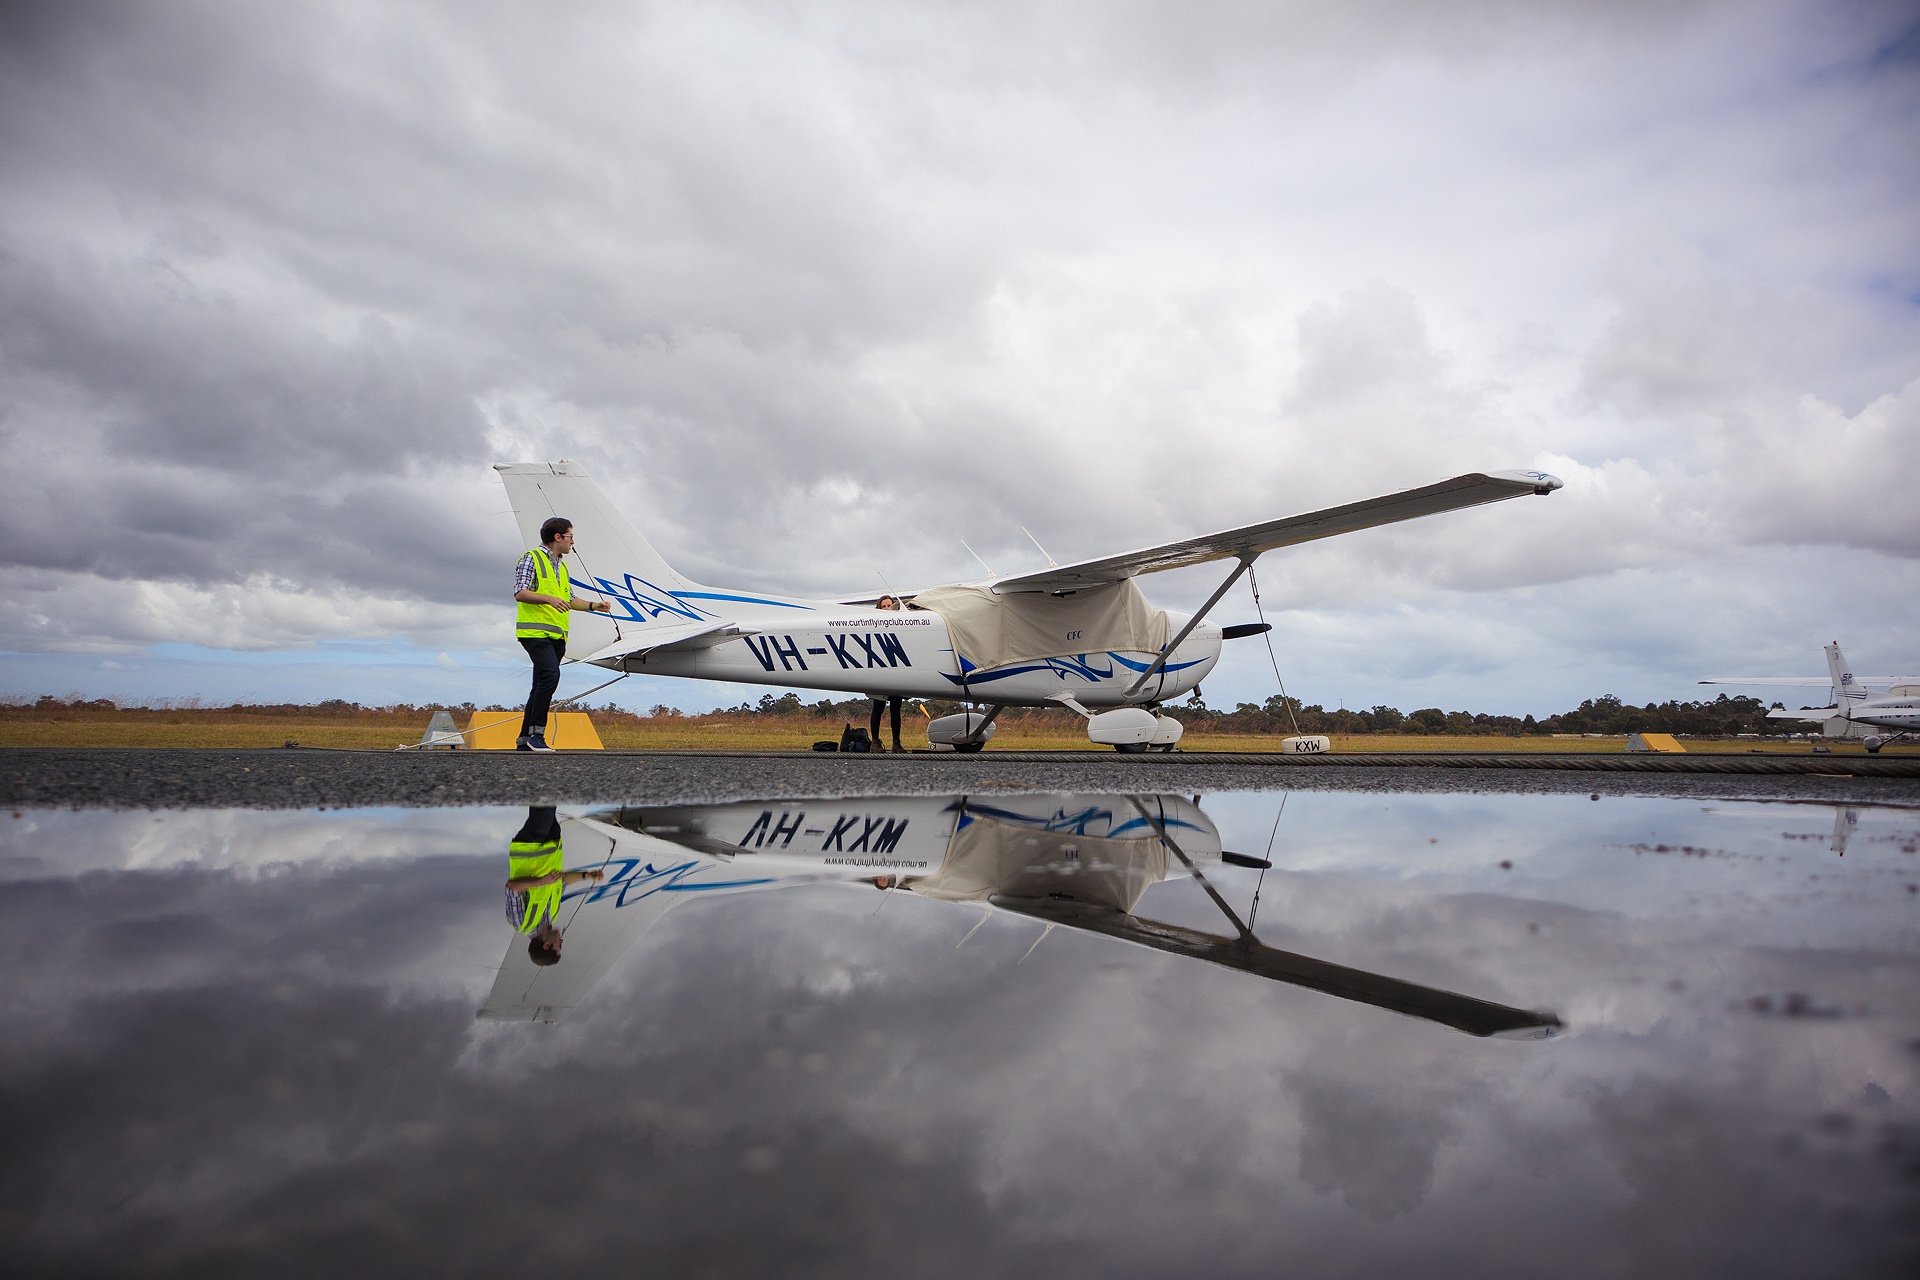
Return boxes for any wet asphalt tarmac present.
[6,747,1918,809]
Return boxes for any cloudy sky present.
[1,0,1915,714]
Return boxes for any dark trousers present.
[519,637,565,738]
[512,805,561,845]
[869,696,903,751]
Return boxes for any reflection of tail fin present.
[479,816,670,1023]
[494,462,705,617]
[1826,641,1865,706]
[478,817,789,1023]
[1830,806,1857,856]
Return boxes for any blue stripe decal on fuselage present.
[943,653,1208,687]
[962,800,1207,838]
[671,592,815,610]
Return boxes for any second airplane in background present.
[1701,642,1920,752]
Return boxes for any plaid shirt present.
[504,884,556,930]
[514,550,543,596]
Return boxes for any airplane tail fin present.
[495,461,708,620]
[1826,641,1865,705]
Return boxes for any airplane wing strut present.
[1132,795,1255,940]
[1124,557,1254,696]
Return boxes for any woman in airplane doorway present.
[504,806,605,966]
[869,596,906,752]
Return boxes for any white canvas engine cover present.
[905,814,1171,912]
[909,579,1169,673]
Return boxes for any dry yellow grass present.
[2,705,1909,755]
[0,714,422,750]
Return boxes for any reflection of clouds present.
[1291,1073,1458,1221]
[0,807,519,880]
[1,800,1916,1274]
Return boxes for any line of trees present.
[1182,692,1785,736]
[6,690,1792,735]
[654,690,1791,736]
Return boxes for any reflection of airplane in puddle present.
[1701,801,1911,857]
[479,794,1561,1038]
[1831,807,1858,856]
[1814,804,1920,855]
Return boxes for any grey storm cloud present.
[0,0,1915,701]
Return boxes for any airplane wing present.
[1701,677,1833,687]
[580,621,758,664]
[987,470,1562,593]
[1702,677,1919,686]
[991,895,1560,1037]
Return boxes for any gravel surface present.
[7,748,1918,810]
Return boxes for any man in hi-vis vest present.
[504,806,605,965]
[513,517,611,751]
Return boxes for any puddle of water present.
[3,791,1917,1277]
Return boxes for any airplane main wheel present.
[954,742,985,754]
[1114,742,1150,754]
[1865,738,1883,754]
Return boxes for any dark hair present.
[539,517,573,545]
[528,935,562,966]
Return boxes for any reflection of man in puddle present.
[504,806,604,965]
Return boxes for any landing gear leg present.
[956,704,1003,752]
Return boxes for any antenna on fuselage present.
[960,540,995,578]
[1021,527,1059,569]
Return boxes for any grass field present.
[2,704,1909,755]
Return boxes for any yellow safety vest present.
[514,547,571,641]
[508,840,565,933]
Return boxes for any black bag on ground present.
[840,723,872,753]
[811,740,839,752]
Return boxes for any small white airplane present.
[478,792,1561,1037]
[496,461,1562,751]
[1700,642,1920,753]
